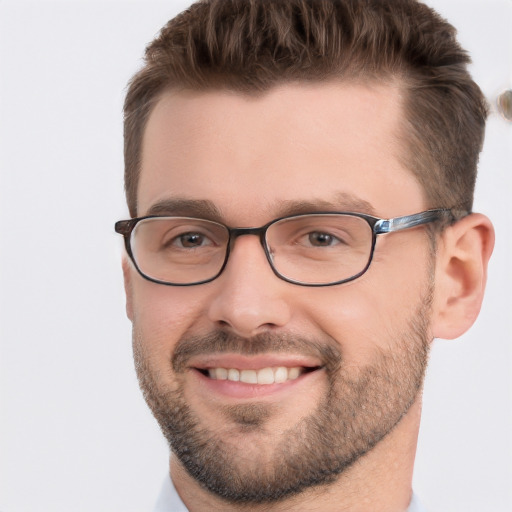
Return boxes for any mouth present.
[187,354,325,399]
[198,365,321,385]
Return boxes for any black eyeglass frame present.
[115,208,457,287]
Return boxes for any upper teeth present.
[207,366,302,384]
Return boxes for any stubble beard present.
[133,285,432,505]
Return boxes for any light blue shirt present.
[152,476,427,511]
[152,476,188,512]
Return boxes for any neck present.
[170,397,422,512]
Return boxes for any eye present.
[307,231,340,247]
[171,232,212,249]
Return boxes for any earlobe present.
[122,257,134,321]
[432,213,494,340]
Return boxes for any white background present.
[0,1,510,511]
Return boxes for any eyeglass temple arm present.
[115,219,136,236]
[373,209,460,234]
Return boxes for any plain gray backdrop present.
[0,1,510,511]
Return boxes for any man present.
[116,0,494,510]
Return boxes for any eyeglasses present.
[115,209,454,287]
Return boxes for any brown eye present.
[175,233,209,248]
[308,232,337,246]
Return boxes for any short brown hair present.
[124,0,488,217]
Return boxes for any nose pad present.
[206,235,292,338]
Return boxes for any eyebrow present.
[145,192,377,223]
[145,198,223,221]
[274,193,377,217]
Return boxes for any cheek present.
[130,277,209,352]
[304,239,432,363]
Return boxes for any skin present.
[123,81,494,511]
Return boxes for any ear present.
[122,256,134,321]
[432,213,494,339]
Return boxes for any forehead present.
[138,82,425,223]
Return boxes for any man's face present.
[125,82,434,503]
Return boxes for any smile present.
[205,366,310,385]
[189,358,326,400]
[190,354,325,398]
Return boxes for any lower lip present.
[191,368,323,400]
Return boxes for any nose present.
[206,234,293,338]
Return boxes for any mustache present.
[171,330,342,373]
